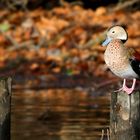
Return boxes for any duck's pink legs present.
[115,78,136,94]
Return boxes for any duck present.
[102,25,140,94]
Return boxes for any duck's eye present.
[112,31,115,33]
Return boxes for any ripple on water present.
[11,89,110,140]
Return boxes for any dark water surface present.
[11,88,110,140]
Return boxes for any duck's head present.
[102,25,128,46]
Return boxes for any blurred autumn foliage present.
[0,0,139,87]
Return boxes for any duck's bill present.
[102,38,111,46]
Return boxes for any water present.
[11,88,110,140]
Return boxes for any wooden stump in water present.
[0,77,12,140]
[110,91,140,140]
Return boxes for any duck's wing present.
[129,48,140,77]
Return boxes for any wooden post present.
[0,77,12,140]
[110,91,140,140]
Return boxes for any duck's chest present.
[104,43,128,72]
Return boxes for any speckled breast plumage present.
[104,39,138,79]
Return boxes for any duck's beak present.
[102,38,112,46]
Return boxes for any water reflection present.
[11,88,110,140]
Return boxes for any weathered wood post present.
[0,77,12,140]
[110,90,140,140]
